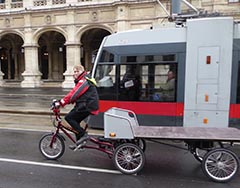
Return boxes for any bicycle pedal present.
[78,148,85,152]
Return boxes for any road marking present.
[0,157,121,175]
[0,127,52,132]
[0,127,104,136]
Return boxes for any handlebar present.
[51,99,61,115]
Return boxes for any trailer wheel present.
[113,143,145,175]
[135,139,146,152]
[193,141,223,163]
[202,148,239,183]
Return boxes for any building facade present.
[0,0,239,88]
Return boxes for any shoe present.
[75,133,81,141]
[69,144,77,150]
[69,133,89,150]
[69,141,87,150]
[76,132,89,145]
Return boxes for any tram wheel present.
[202,148,239,183]
[113,143,145,175]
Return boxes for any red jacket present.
[60,71,99,115]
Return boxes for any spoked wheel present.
[113,143,145,175]
[120,139,146,152]
[202,148,239,183]
[191,141,223,163]
[39,133,65,160]
[134,139,146,152]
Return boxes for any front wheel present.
[113,143,145,175]
[202,148,239,183]
[39,133,65,160]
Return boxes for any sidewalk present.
[0,87,70,114]
[0,87,103,135]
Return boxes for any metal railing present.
[52,0,66,5]
[33,0,47,6]
[11,0,23,8]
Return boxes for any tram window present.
[99,50,114,62]
[95,64,117,100]
[153,64,177,102]
[118,63,177,102]
[119,64,141,101]
[136,64,177,102]
[118,54,177,102]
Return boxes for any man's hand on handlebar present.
[51,99,61,109]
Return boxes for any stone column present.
[62,42,81,88]
[13,48,19,79]
[116,5,128,32]
[0,59,5,86]
[21,44,42,87]
[48,47,53,80]
[7,50,11,79]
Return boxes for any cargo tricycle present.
[39,102,240,183]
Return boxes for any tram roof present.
[101,17,240,55]
[104,27,186,47]
[102,27,186,55]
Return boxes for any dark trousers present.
[64,108,90,138]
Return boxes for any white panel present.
[198,46,220,80]
[196,84,218,104]
[184,110,229,127]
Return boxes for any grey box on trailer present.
[104,107,139,139]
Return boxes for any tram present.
[89,16,240,129]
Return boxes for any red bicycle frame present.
[50,107,114,156]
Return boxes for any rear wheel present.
[134,139,146,152]
[119,139,146,152]
[113,143,145,175]
[202,148,239,182]
[39,133,65,160]
[190,141,223,163]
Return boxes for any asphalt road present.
[0,87,239,187]
[0,127,239,188]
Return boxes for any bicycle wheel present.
[202,148,239,183]
[113,143,145,175]
[39,133,65,160]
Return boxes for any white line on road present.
[0,126,103,136]
[0,157,121,175]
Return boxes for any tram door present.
[184,17,234,127]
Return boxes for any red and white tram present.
[89,16,240,129]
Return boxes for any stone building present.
[0,0,239,88]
